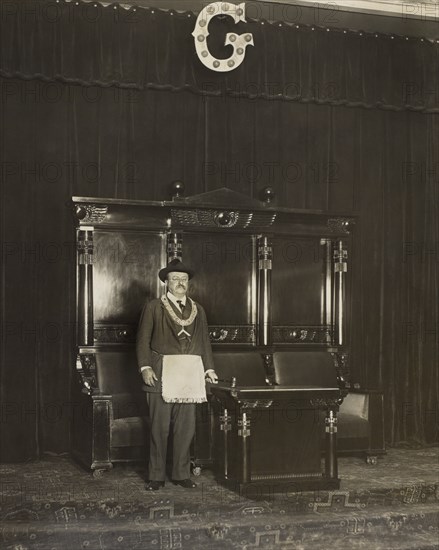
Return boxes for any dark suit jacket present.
[136,296,215,393]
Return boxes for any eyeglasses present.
[168,276,189,283]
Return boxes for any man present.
[136,258,218,491]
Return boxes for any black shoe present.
[172,479,197,489]
[145,480,164,491]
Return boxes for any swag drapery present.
[0,0,437,461]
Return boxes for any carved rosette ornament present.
[209,325,255,344]
[213,211,239,227]
[75,204,108,224]
[272,326,332,344]
[171,208,276,228]
[210,328,229,341]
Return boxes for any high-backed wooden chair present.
[272,351,385,463]
[72,350,148,477]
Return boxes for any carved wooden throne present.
[71,187,384,480]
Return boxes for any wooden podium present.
[211,383,341,495]
[208,347,345,495]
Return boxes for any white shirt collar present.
[167,291,187,308]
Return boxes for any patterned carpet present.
[1,448,438,549]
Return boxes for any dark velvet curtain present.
[1,0,439,111]
[0,1,437,461]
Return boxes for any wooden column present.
[325,408,338,480]
[257,236,272,347]
[333,240,348,346]
[322,239,333,344]
[219,407,231,479]
[77,227,94,346]
[237,409,251,483]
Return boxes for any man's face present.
[167,271,189,298]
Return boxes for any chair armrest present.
[91,394,113,422]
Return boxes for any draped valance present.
[0,0,438,111]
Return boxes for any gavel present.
[216,376,237,388]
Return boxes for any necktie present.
[177,300,184,313]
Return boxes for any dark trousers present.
[146,393,196,481]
